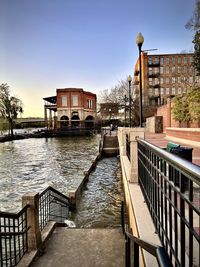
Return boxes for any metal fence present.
[0,205,30,267]
[138,139,200,267]
[126,134,130,161]
[39,186,71,231]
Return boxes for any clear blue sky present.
[0,0,195,117]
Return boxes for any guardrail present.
[0,205,30,267]
[39,186,71,231]
[125,225,172,267]
[138,139,200,267]
[0,186,72,266]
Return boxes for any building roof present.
[43,96,57,104]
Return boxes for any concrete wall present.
[146,116,163,133]
[118,127,161,267]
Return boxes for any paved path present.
[31,228,125,267]
[144,132,200,166]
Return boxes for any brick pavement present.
[144,132,200,166]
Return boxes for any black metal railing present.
[125,225,172,267]
[0,205,30,267]
[138,139,200,267]
[126,134,130,161]
[39,186,71,231]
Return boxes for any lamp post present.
[124,94,127,126]
[136,32,144,127]
[128,75,132,127]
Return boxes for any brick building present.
[44,88,96,129]
[134,52,199,108]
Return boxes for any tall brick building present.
[134,52,199,107]
[43,88,96,129]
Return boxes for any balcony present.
[148,72,160,78]
[134,69,140,76]
[148,62,160,67]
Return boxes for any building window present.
[172,57,175,64]
[178,57,181,64]
[160,77,163,84]
[172,77,176,83]
[178,77,181,83]
[149,78,152,85]
[155,88,159,95]
[72,95,78,106]
[166,88,170,95]
[166,57,170,64]
[172,66,176,73]
[87,99,93,109]
[178,87,182,94]
[184,66,187,73]
[183,87,187,93]
[166,66,169,74]
[184,57,188,64]
[160,66,164,74]
[178,66,181,73]
[61,96,67,106]
[154,57,159,64]
[149,88,152,95]
[166,77,170,84]
[189,76,193,83]
[149,68,153,75]
[172,87,176,95]
[190,56,193,64]
[148,57,152,64]
[160,57,164,65]
[160,88,164,95]
[154,78,159,84]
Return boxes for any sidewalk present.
[144,132,200,166]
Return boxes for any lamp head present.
[128,75,132,82]
[136,32,144,47]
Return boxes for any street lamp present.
[124,94,127,126]
[136,32,144,127]
[128,75,132,127]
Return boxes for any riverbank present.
[0,128,95,143]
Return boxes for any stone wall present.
[146,116,163,133]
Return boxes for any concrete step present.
[31,228,125,267]
[103,136,119,148]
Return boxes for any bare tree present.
[0,83,23,137]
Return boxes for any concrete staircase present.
[31,228,125,267]
[102,135,119,157]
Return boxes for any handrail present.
[124,225,172,267]
[39,186,70,201]
[0,226,31,236]
[0,204,30,218]
[138,139,200,185]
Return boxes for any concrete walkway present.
[31,228,125,267]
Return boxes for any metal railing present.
[39,186,71,231]
[0,205,30,267]
[126,134,130,161]
[125,225,172,267]
[138,139,200,267]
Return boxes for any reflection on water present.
[74,157,123,228]
[0,136,99,212]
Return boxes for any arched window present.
[85,115,94,128]
[71,115,80,128]
[60,116,69,128]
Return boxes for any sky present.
[0,0,196,117]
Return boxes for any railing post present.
[129,128,144,183]
[22,192,42,250]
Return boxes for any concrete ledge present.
[166,127,200,143]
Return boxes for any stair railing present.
[124,224,172,267]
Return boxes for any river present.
[0,135,123,228]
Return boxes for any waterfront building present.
[43,88,97,129]
[134,52,199,108]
